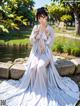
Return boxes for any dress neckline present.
[37,24,49,31]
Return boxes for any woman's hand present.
[34,29,41,40]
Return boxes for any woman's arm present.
[29,25,39,44]
[45,26,55,48]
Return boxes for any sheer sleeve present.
[29,25,38,45]
[46,26,55,48]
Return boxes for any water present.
[0,45,31,62]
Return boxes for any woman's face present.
[38,15,47,25]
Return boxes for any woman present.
[0,7,79,106]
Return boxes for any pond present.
[0,45,31,62]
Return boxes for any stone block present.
[71,58,80,74]
[55,59,75,75]
[10,63,25,79]
[13,58,25,64]
[0,62,12,78]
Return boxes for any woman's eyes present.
[39,16,45,19]
[41,16,45,19]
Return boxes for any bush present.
[52,36,80,57]
[53,43,64,53]
[71,47,80,56]
[52,37,64,53]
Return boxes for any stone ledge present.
[71,58,80,74]
[0,58,80,81]
[10,63,25,79]
[55,59,75,75]
[0,62,12,78]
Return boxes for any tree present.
[51,0,80,35]
[0,0,35,33]
[61,14,72,28]
[47,3,73,26]
[47,3,64,23]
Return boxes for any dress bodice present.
[36,24,48,41]
[29,24,55,54]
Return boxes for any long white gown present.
[0,24,80,106]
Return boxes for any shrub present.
[52,37,64,53]
[52,36,80,57]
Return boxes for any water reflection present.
[0,45,31,62]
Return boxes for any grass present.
[0,30,31,46]
[52,36,80,57]
[5,38,30,45]
[0,40,5,45]
[0,38,30,46]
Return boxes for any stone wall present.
[0,57,80,83]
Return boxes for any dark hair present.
[36,7,48,21]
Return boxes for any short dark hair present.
[36,7,48,21]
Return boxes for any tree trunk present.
[74,11,80,35]
[0,0,2,4]
[67,2,80,35]
[76,20,80,35]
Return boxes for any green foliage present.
[47,2,73,24]
[0,0,35,32]
[0,38,30,46]
[61,15,72,22]
[52,36,80,57]
[47,3,64,21]
[5,38,30,46]
[52,37,64,53]
[0,25,9,33]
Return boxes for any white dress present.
[0,24,80,106]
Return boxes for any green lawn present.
[0,31,31,46]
